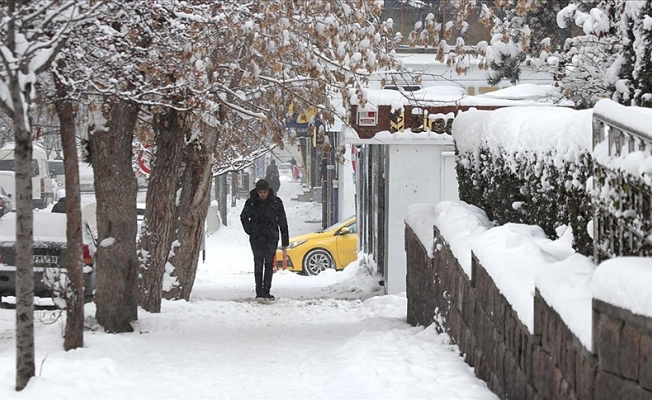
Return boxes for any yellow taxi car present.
[276,216,357,275]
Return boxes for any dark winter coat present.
[265,163,279,179]
[240,188,289,247]
[51,197,66,213]
[265,165,281,194]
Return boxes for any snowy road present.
[0,180,497,399]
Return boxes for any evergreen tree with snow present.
[607,2,637,105]
[525,0,568,55]
[632,2,652,108]
[486,14,529,85]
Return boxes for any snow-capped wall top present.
[452,106,593,165]
[351,84,568,111]
[593,257,652,319]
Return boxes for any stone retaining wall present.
[592,300,652,400]
[405,224,652,400]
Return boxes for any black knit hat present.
[255,179,270,191]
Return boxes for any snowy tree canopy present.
[51,0,399,160]
[397,1,652,109]
[0,0,99,123]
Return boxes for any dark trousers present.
[251,240,277,295]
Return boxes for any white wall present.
[440,150,459,202]
[385,141,458,295]
[337,143,357,220]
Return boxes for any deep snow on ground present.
[0,180,497,400]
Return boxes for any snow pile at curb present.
[321,254,384,300]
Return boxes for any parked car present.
[0,212,98,303]
[137,202,146,220]
[136,171,148,190]
[275,216,357,275]
[0,185,12,217]
[0,143,54,208]
[48,160,65,188]
[78,162,95,192]
[0,171,15,199]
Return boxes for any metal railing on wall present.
[592,100,652,262]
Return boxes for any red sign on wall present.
[357,110,377,126]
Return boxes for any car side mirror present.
[339,227,350,235]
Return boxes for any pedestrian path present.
[0,180,497,399]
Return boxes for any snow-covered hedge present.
[453,106,594,255]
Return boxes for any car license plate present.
[33,255,59,265]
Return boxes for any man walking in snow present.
[51,196,66,213]
[265,159,281,194]
[240,179,289,299]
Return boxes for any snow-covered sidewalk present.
[0,180,497,399]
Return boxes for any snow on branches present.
[0,0,99,121]
[53,0,399,158]
[401,1,652,110]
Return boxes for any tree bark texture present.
[218,173,227,226]
[163,131,217,301]
[7,62,35,392]
[54,77,85,350]
[89,99,140,333]
[138,109,187,312]
[231,171,237,207]
[13,123,35,392]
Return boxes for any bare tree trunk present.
[89,98,140,333]
[231,171,237,207]
[13,122,35,392]
[1,1,36,388]
[0,0,88,388]
[53,76,84,350]
[164,131,217,301]
[6,64,35,393]
[218,174,227,226]
[138,109,187,312]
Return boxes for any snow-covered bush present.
[456,146,593,256]
[453,106,594,256]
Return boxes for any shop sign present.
[357,110,377,126]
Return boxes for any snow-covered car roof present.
[0,212,93,244]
